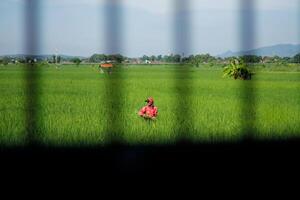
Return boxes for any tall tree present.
[52,55,56,64]
[2,57,10,65]
[157,55,162,61]
[293,53,300,63]
[57,56,61,63]
[150,55,156,62]
[142,55,149,61]
[71,57,82,66]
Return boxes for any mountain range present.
[218,44,300,58]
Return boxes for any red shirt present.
[139,105,158,118]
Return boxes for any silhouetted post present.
[173,0,192,141]
[102,0,124,144]
[298,1,300,118]
[25,0,41,146]
[239,0,256,139]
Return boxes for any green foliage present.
[1,57,10,65]
[110,54,125,63]
[71,57,82,66]
[150,55,156,61]
[52,55,56,63]
[2,53,300,67]
[0,64,299,145]
[89,54,107,62]
[293,53,300,63]
[141,55,149,61]
[223,58,252,80]
[139,54,183,63]
[239,55,262,63]
[262,56,293,64]
[39,61,49,67]
[157,55,162,61]
[190,54,216,67]
[89,54,124,63]
[57,56,61,63]
[161,54,181,63]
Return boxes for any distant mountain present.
[218,44,300,58]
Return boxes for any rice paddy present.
[0,64,299,146]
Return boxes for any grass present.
[0,64,299,146]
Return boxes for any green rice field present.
[0,64,299,146]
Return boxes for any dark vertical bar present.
[298,1,300,62]
[102,0,124,143]
[299,0,300,47]
[25,0,41,145]
[239,0,256,139]
[298,0,300,129]
[174,0,190,59]
[104,0,122,55]
[173,0,192,140]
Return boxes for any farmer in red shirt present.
[138,97,158,119]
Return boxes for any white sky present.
[0,0,299,57]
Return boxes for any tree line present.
[87,52,300,65]
[1,53,300,65]
[139,53,300,64]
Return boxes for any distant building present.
[145,60,151,64]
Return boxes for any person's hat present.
[145,97,154,104]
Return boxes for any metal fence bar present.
[102,0,124,144]
[298,0,300,124]
[24,0,41,145]
[298,1,300,62]
[239,0,256,139]
[173,0,192,140]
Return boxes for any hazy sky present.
[0,0,299,57]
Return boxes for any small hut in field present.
[99,62,113,74]
[100,63,113,68]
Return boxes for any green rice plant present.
[0,64,299,146]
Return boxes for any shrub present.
[223,58,252,80]
[71,58,82,66]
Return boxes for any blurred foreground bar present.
[173,0,192,140]
[24,0,41,145]
[239,0,256,138]
[103,0,124,143]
